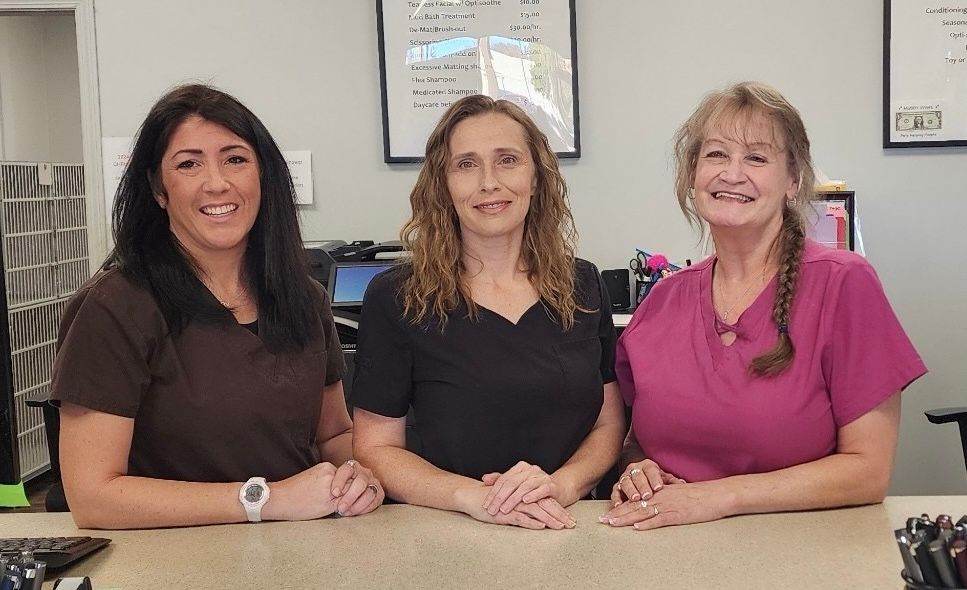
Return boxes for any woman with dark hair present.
[52,84,383,529]
[352,95,624,530]
[602,82,926,530]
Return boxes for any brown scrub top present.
[51,269,345,483]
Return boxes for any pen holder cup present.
[636,279,655,304]
[902,570,967,590]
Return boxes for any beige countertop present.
[3,497,964,589]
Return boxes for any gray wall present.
[0,12,82,162]
[91,0,967,494]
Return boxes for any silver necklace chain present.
[715,266,766,322]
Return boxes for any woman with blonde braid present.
[602,82,926,530]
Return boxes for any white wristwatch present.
[239,477,270,522]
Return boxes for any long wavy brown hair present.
[400,95,580,330]
[672,81,817,376]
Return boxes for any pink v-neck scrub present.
[616,240,926,483]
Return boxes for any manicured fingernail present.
[631,493,640,501]
[613,500,621,507]
[598,516,608,523]
[642,491,652,499]
[608,518,616,525]
[655,484,663,491]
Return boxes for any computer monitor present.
[806,191,855,251]
[328,261,396,308]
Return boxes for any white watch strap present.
[239,477,269,523]
[244,503,262,523]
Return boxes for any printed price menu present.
[378,0,580,161]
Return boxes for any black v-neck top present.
[352,259,616,480]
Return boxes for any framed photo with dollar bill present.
[883,0,967,147]
[376,0,580,162]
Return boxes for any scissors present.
[629,252,649,282]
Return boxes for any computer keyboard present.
[0,537,110,569]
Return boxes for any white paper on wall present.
[101,136,134,231]
[283,150,313,206]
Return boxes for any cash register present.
[303,239,403,390]
[304,240,420,452]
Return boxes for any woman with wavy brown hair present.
[602,82,926,531]
[352,95,624,530]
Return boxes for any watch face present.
[244,484,264,503]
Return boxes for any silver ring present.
[630,468,643,476]
[345,459,357,473]
[639,500,648,510]
[653,505,659,516]
[366,483,380,495]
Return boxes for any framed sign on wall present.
[883,0,967,148]
[376,0,580,162]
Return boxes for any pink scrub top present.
[616,240,926,483]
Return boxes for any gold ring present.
[630,468,643,476]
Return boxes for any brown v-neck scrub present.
[51,269,345,483]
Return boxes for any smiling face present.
[445,112,537,246]
[156,116,261,261]
[692,112,799,235]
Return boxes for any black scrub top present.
[352,259,616,480]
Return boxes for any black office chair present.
[24,391,69,512]
[925,407,967,474]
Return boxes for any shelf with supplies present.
[809,190,857,253]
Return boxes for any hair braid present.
[750,207,805,376]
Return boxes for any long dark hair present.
[109,84,320,352]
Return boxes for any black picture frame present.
[883,0,967,148]
[376,0,581,163]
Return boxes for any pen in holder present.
[902,570,967,590]
[636,278,654,304]
[631,250,683,305]
[896,512,967,590]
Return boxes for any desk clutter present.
[1,536,110,588]
[897,513,967,589]
[601,249,689,313]
[630,249,685,304]
[1,549,45,590]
